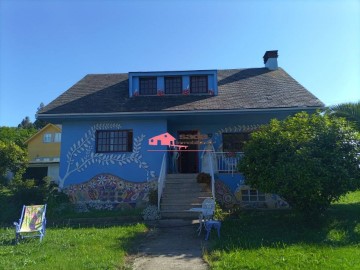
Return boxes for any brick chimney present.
[263,50,278,70]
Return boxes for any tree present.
[239,111,360,215]
[329,101,360,130]
[0,127,36,149]
[18,116,34,129]
[34,102,48,130]
[0,140,28,185]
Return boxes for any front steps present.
[160,174,213,219]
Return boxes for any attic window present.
[190,76,208,94]
[139,77,157,95]
[165,76,182,94]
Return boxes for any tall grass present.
[0,224,147,270]
[205,191,360,270]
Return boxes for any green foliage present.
[148,188,158,205]
[206,191,360,270]
[329,100,360,130]
[0,177,70,224]
[213,202,230,221]
[239,111,360,215]
[196,172,211,185]
[18,116,35,129]
[0,140,28,184]
[0,126,36,149]
[0,224,147,269]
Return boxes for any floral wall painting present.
[215,179,289,210]
[59,122,156,188]
[64,173,157,210]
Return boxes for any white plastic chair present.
[198,198,215,235]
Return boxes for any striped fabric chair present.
[14,204,47,243]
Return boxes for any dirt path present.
[131,220,209,270]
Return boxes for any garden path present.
[131,219,209,270]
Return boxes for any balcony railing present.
[214,152,244,174]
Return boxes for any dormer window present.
[139,77,157,95]
[129,70,217,97]
[165,76,182,94]
[190,75,208,94]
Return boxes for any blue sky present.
[0,0,359,127]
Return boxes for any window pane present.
[139,77,157,95]
[190,76,208,93]
[54,133,61,142]
[165,76,182,94]
[222,132,251,152]
[43,133,52,143]
[96,130,133,153]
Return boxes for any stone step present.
[167,173,198,179]
[162,193,212,202]
[160,210,200,219]
[161,203,202,211]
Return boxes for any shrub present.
[142,205,161,220]
[148,188,158,205]
[239,111,360,216]
[197,173,211,185]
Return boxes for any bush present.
[197,173,211,185]
[148,188,158,205]
[239,111,360,216]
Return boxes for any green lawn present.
[0,224,147,270]
[206,190,360,270]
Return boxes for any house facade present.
[24,123,61,184]
[37,51,324,210]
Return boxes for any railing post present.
[157,153,167,211]
[208,151,215,200]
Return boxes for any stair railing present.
[208,150,216,199]
[157,153,167,211]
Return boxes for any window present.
[54,133,61,142]
[165,76,182,94]
[43,133,52,143]
[241,189,266,202]
[222,132,251,152]
[139,77,157,95]
[190,75,208,94]
[96,130,133,153]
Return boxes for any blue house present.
[37,51,324,215]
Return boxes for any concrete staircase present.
[160,174,212,219]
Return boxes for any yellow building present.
[24,124,61,183]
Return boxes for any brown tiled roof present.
[38,68,324,115]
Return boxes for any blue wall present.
[59,119,167,188]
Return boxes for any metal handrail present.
[208,152,216,199]
[157,153,167,211]
[214,152,244,174]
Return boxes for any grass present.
[0,223,147,270]
[205,190,360,270]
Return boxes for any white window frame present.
[43,133,52,143]
[54,133,61,142]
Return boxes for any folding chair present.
[14,204,47,243]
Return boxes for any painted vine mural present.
[59,123,155,188]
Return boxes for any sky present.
[0,0,359,127]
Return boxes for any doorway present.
[177,130,199,173]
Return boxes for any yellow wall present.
[27,125,61,161]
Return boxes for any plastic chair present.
[198,198,215,235]
[14,204,47,243]
[204,220,221,240]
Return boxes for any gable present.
[25,124,61,144]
